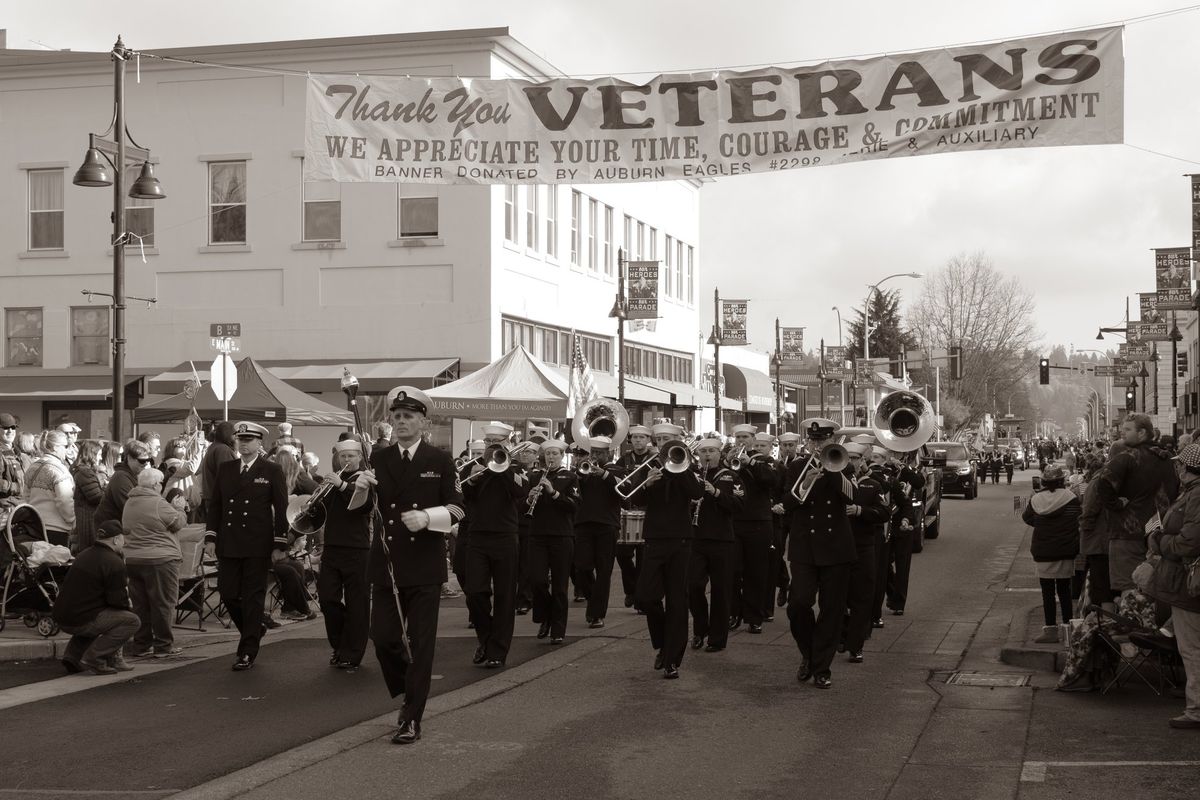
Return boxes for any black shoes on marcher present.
[232,655,253,672]
[392,719,421,744]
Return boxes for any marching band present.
[217,385,936,745]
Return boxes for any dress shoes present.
[704,644,724,653]
[472,646,487,665]
[890,609,905,616]
[574,594,587,603]
[796,662,813,682]
[747,624,763,635]
[537,622,551,639]
[728,616,742,631]
[334,659,359,672]
[588,619,605,629]
[231,655,254,672]
[848,652,864,663]
[765,615,774,623]
[329,651,341,667]
[871,619,884,629]
[814,675,832,689]
[624,594,635,608]
[777,588,788,608]
[653,650,665,671]
[515,605,531,616]
[663,664,679,679]
[392,719,421,745]
[550,636,564,645]
[484,659,504,669]
[691,635,705,650]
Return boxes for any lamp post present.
[609,249,628,406]
[707,288,722,434]
[861,272,922,410]
[72,37,165,443]
[1170,313,1183,436]
[832,305,846,426]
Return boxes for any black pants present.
[529,535,574,638]
[452,525,470,592]
[769,521,790,605]
[466,534,519,662]
[371,582,440,725]
[1005,466,1014,484]
[317,546,370,665]
[1086,553,1114,605]
[1040,577,1072,626]
[217,556,270,661]
[271,558,311,614]
[616,543,642,601]
[574,523,617,621]
[844,541,877,654]
[871,530,890,622]
[689,538,733,649]
[516,530,533,609]
[886,530,914,612]
[731,522,772,626]
[788,561,851,679]
[636,539,691,669]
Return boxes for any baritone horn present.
[872,389,937,453]
[613,439,691,499]
[572,397,629,449]
[789,442,850,503]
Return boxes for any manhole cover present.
[945,672,1031,687]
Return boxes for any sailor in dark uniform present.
[841,442,891,663]
[572,436,623,628]
[351,386,464,745]
[526,439,578,643]
[727,424,775,634]
[770,432,801,609]
[778,418,857,689]
[688,437,744,652]
[616,424,655,608]
[204,421,290,672]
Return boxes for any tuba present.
[572,397,630,449]
[871,390,937,453]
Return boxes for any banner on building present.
[1139,292,1165,324]
[1119,342,1152,361]
[780,327,805,363]
[1155,247,1192,311]
[1192,175,1200,251]
[304,27,1124,185]
[720,300,749,345]
[626,261,659,319]
[852,362,876,387]
[823,345,849,380]
[1130,320,1170,342]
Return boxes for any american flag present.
[566,330,599,418]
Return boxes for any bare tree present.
[908,252,1038,435]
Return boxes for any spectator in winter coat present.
[0,412,24,509]
[200,421,236,516]
[24,430,75,547]
[122,468,188,657]
[1023,465,1081,644]
[93,439,153,528]
[71,440,108,554]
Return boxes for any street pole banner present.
[824,345,849,379]
[626,261,659,319]
[1191,175,1200,251]
[1155,247,1192,310]
[852,362,876,387]
[1139,292,1165,323]
[781,327,805,362]
[1120,342,1152,361]
[720,300,749,345]
[1130,320,1170,342]
[304,27,1124,185]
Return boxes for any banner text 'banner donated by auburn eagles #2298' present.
[304,27,1123,185]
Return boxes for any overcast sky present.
[7,0,1198,359]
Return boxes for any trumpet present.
[575,459,594,476]
[789,443,849,504]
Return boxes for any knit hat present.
[1174,443,1200,468]
[96,520,124,540]
[1042,464,1066,483]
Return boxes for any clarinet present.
[691,466,709,526]
[526,469,547,517]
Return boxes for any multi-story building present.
[0,27,727,454]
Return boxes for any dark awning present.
[146,358,459,396]
[722,364,776,413]
[0,373,143,401]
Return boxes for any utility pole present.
[773,319,782,436]
[819,338,827,418]
[711,288,722,434]
[615,249,627,405]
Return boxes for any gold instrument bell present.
[871,390,937,453]
[571,397,630,449]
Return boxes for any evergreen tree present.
[847,288,918,364]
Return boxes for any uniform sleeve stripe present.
[447,504,465,520]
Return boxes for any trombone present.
[789,442,849,504]
[613,440,692,499]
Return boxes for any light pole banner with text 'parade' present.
[304,27,1124,185]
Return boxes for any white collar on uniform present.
[240,453,259,471]
[399,440,421,460]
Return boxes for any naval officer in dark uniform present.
[352,386,464,745]
[778,418,857,689]
[204,421,290,672]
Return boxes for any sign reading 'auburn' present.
[304,26,1123,185]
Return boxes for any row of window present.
[22,162,440,251]
[502,185,696,305]
[5,307,110,367]
[622,343,694,384]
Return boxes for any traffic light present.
[1039,357,1050,385]
[1125,387,1136,411]
[1178,352,1189,378]
[949,345,963,380]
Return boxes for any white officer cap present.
[233,421,269,439]
[731,424,757,436]
[387,385,433,416]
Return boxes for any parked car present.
[924,441,977,500]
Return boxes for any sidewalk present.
[997,523,1070,673]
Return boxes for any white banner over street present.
[304,27,1124,185]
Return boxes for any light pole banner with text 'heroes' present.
[304,27,1123,185]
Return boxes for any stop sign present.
[210,354,238,401]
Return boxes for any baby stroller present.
[0,503,69,637]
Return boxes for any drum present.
[618,509,645,545]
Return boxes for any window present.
[603,206,614,275]
[676,239,686,300]
[501,315,612,371]
[570,191,582,266]
[125,165,155,247]
[687,245,695,303]
[649,226,657,261]
[587,198,598,271]
[399,191,438,238]
[302,169,341,242]
[664,235,673,298]
[541,329,559,364]
[622,342,693,383]
[525,185,539,250]
[623,215,633,261]
[636,221,645,260]
[28,169,64,250]
[5,308,43,366]
[71,307,109,366]
[504,186,518,243]
[545,185,558,258]
[208,161,247,244]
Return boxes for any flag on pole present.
[566,330,599,418]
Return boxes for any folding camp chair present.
[1087,605,1184,697]
[174,527,229,631]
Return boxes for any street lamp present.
[72,37,165,443]
[1074,348,1113,428]
[862,272,922,410]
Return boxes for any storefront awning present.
[722,364,776,413]
[0,374,143,400]
[146,358,459,396]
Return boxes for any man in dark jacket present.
[525,440,578,643]
[727,425,776,634]
[93,439,152,527]
[688,438,744,653]
[572,437,623,628]
[201,421,237,517]
[1097,415,1179,593]
[842,444,892,663]
[52,520,140,675]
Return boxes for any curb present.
[997,602,1066,673]
[0,629,240,664]
[168,635,618,800]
